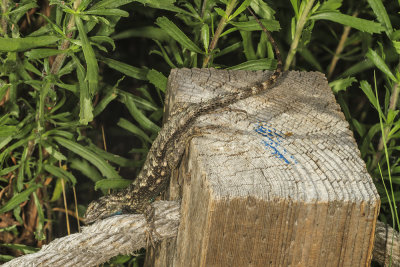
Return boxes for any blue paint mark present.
[111,210,123,216]
[254,122,297,164]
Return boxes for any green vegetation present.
[0,0,398,265]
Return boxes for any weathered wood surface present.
[146,69,381,266]
[374,220,400,266]
[2,200,399,267]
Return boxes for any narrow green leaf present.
[329,77,357,94]
[91,0,135,9]
[121,96,160,133]
[147,69,167,92]
[230,19,280,32]
[44,164,77,185]
[112,26,169,41]
[37,13,65,37]
[72,55,94,125]
[17,146,29,191]
[240,31,256,60]
[0,184,41,213]
[0,137,29,163]
[58,60,77,77]
[351,118,366,138]
[250,0,275,19]
[84,9,129,17]
[0,243,39,254]
[367,0,392,34]
[0,36,59,52]
[32,192,45,240]
[229,0,251,20]
[201,24,210,51]
[366,49,397,82]
[42,141,67,161]
[318,0,342,11]
[132,0,192,16]
[25,49,67,60]
[93,89,118,117]
[0,165,19,176]
[43,129,74,139]
[53,136,121,179]
[55,82,78,94]
[392,40,400,55]
[0,125,16,137]
[88,144,133,167]
[101,57,148,80]
[150,40,177,68]
[95,178,132,190]
[90,36,115,51]
[156,17,203,54]
[75,15,99,95]
[214,7,226,18]
[338,59,375,78]
[388,123,400,140]
[387,109,399,125]
[360,123,381,157]
[298,47,323,72]
[49,178,63,202]
[360,80,381,112]
[227,58,276,70]
[0,255,14,261]
[290,0,299,18]
[28,25,51,37]
[311,12,385,34]
[70,159,103,183]
[79,0,92,11]
[22,59,42,76]
[10,3,38,23]
[117,90,159,111]
[215,42,241,58]
[117,118,153,143]
[9,3,38,15]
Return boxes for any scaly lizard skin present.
[84,8,282,224]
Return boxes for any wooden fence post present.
[145,69,380,266]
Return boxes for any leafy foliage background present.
[0,0,398,265]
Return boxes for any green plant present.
[0,0,399,265]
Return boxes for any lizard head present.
[84,195,127,224]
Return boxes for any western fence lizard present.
[84,8,282,224]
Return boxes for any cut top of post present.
[165,68,379,203]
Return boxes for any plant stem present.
[284,0,315,71]
[327,11,358,80]
[370,72,400,170]
[202,0,237,68]
[50,0,82,74]
[201,0,208,18]
[0,0,8,36]
[35,0,82,139]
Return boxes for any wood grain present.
[146,69,380,266]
